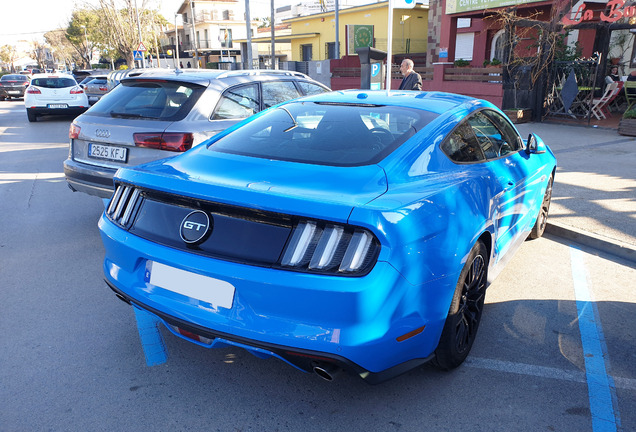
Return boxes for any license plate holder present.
[88,143,128,162]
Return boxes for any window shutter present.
[455,32,475,61]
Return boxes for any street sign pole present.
[134,0,146,68]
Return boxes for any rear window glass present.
[31,77,76,88]
[1,75,28,81]
[210,101,438,166]
[87,80,205,121]
[262,81,300,109]
[298,81,328,96]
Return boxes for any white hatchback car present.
[24,73,89,122]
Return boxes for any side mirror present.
[526,133,546,155]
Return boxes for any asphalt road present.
[1,99,634,432]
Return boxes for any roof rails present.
[215,69,310,79]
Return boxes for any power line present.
[0,29,65,37]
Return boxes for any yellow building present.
[240,2,428,63]
[284,1,429,61]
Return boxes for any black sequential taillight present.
[280,221,379,275]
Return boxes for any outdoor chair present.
[603,81,623,114]
[608,81,624,112]
[623,81,636,111]
[590,82,617,120]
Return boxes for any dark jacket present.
[399,71,422,90]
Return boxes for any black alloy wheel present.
[529,174,553,239]
[434,240,488,370]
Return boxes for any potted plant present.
[618,108,636,136]
[454,59,470,68]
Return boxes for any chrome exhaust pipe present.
[313,363,340,381]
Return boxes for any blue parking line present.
[570,247,619,432]
[133,305,168,366]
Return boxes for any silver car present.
[82,75,109,104]
[64,69,330,198]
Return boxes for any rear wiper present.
[109,111,156,119]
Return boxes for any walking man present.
[398,59,422,90]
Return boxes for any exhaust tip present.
[313,363,339,381]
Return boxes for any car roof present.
[293,89,484,115]
[30,73,76,80]
[120,69,316,87]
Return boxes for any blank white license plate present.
[8,91,20,94]
[47,103,68,108]
[88,143,128,162]
[148,261,235,309]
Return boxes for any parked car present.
[24,73,89,122]
[0,74,30,100]
[64,69,330,198]
[98,90,556,383]
[72,69,94,83]
[82,75,109,104]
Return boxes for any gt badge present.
[180,210,211,244]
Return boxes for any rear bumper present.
[63,157,117,198]
[87,94,105,104]
[0,88,26,97]
[99,214,453,381]
[107,280,433,384]
[27,106,88,117]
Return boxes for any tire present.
[528,174,553,240]
[434,240,488,370]
[27,109,37,122]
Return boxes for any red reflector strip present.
[171,325,213,344]
[396,326,426,342]
[283,351,334,362]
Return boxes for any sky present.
[0,0,290,45]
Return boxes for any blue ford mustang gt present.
[99,90,556,383]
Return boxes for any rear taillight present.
[133,133,194,152]
[69,123,81,139]
[26,86,41,94]
[99,86,108,91]
[70,86,84,94]
[280,221,379,275]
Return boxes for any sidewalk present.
[515,121,636,264]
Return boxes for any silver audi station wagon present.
[64,69,330,198]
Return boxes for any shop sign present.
[562,0,636,25]
[347,25,374,55]
[446,0,544,15]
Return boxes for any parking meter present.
[356,47,387,90]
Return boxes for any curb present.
[545,221,636,265]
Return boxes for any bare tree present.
[0,45,18,72]
[45,29,82,71]
[95,0,166,68]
